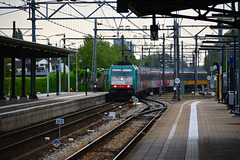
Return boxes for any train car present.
[163,68,174,92]
[109,63,208,100]
[137,66,162,96]
[181,69,208,92]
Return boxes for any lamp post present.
[56,64,59,95]
[47,58,50,97]
[58,58,61,95]
[79,59,82,87]
[86,66,90,96]
[76,53,78,93]
[93,19,102,84]
[7,63,11,97]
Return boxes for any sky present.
[0,0,233,65]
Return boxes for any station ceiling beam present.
[117,0,240,29]
[205,34,238,39]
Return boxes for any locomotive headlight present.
[127,85,130,88]
[114,85,117,88]
[121,77,124,81]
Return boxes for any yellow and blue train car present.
[180,69,208,92]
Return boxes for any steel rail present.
[0,102,112,139]
[65,115,135,160]
[66,99,167,160]
[113,107,167,160]
[0,102,126,153]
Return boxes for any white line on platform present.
[185,101,200,160]
[0,99,74,116]
[0,93,85,110]
[158,100,194,160]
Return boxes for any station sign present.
[207,76,211,81]
[175,78,180,84]
[109,112,116,119]
[133,98,139,103]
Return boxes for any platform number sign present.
[56,118,64,124]
[56,118,64,140]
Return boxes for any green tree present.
[78,35,94,69]
[5,28,24,77]
[4,58,11,77]
[77,35,138,71]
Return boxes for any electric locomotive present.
[108,63,137,101]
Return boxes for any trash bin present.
[228,91,238,106]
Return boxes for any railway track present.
[0,102,127,160]
[65,99,167,160]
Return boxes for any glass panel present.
[112,68,132,76]
[122,69,132,76]
[112,69,121,76]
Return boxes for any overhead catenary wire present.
[1,0,200,59]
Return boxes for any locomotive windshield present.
[112,68,132,77]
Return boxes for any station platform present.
[125,98,240,160]
[0,92,108,132]
[0,92,108,107]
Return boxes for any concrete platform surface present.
[125,99,240,160]
[0,92,108,132]
[0,92,108,113]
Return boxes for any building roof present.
[0,35,77,58]
[118,0,240,28]
[121,0,238,16]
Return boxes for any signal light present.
[128,99,133,108]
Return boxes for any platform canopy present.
[117,0,240,28]
[0,35,77,58]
